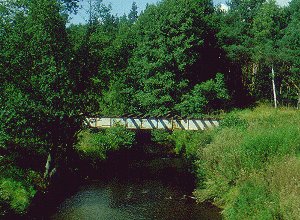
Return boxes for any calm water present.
[50,177,220,220]
[26,139,221,220]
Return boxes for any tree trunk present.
[297,92,300,110]
[44,153,52,179]
[271,65,277,108]
[44,151,57,180]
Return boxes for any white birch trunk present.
[271,65,277,108]
[44,153,51,178]
[297,92,300,110]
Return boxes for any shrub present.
[76,126,135,160]
[171,130,212,159]
[151,129,213,159]
[151,130,173,146]
[0,163,37,216]
[220,113,248,129]
[0,178,36,214]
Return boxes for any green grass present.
[192,104,300,219]
[78,105,300,219]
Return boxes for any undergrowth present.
[76,126,135,160]
[194,105,300,219]
[152,104,300,219]
[0,158,39,216]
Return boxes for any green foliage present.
[76,127,135,160]
[0,1,81,215]
[171,130,212,159]
[67,0,233,117]
[0,85,47,155]
[217,0,293,101]
[68,4,137,116]
[0,162,39,215]
[2,0,300,218]
[99,79,134,116]
[175,73,230,117]
[278,0,300,101]
[1,0,82,171]
[128,2,138,24]
[151,130,173,146]
[221,113,248,129]
[223,178,279,220]
[0,178,36,214]
[151,129,213,159]
[123,0,218,116]
[194,105,300,219]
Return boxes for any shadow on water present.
[22,131,221,220]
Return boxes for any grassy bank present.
[3,105,299,219]
[162,105,300,219]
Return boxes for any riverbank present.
[23,135,221,220]
[2,104,299,219]
[148,104,300,219]
[186,105,300,219]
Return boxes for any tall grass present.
[192,105,300,219]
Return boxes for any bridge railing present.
[85,117,220,131]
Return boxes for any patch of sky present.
[69,0,291,25]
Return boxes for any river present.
[25,133,221,220]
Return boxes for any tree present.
[124,0,220,116]
[1,0,81,179]
[251,0,282,107]
[217,0,266,96]
[175,73,230,117]
[128,2,138,24]
[279,0,300,107]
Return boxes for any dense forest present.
[1,0,300,219]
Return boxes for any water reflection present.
[50,161,221,220]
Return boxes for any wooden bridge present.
[85,117,220,131]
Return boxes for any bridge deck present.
[85,117,219,131]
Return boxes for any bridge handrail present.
[85,117,220,131]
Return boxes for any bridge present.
[85,117,220,131]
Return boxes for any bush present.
[171,130,212,159]
[0,162,37,216]
[220,113,248,129]
[76,126,135,160]
[151,130,173,146]
[151,129,213,159]
[0,178,36,214]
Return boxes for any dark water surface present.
[26,135,221,220]
[50,178,219,220]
